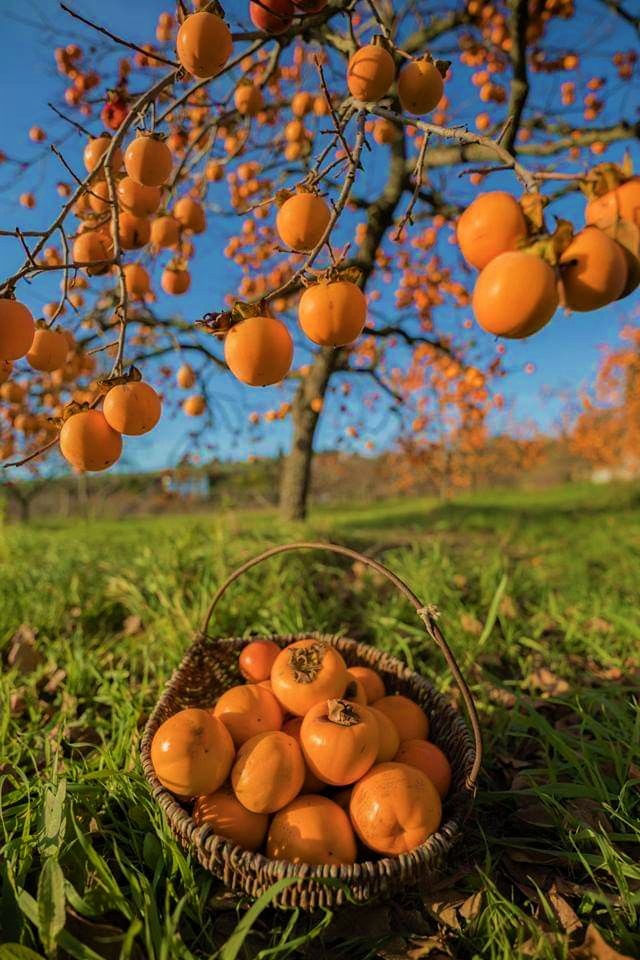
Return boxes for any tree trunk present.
[279,347,336,521]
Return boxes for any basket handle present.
[200,541,482,790]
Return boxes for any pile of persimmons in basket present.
[151,637,450,865]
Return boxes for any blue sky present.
[1,0,639,474]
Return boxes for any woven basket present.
[141,541,482,910]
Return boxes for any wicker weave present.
[140,542,482,910]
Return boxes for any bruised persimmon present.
[270,638,349,716]
[183,394,206,416]
[117,177,162,217]
[397,57,444,115]
[347,665,385,703]
[298,280,367,347]
[472,251,558,338]
[231,730,305,813]
[102,381,162,436]
[59,410,123,472]
[213,683,283,746]
[224,315,293,386]
[0,299,35,361]
[368,705,400,762]
[123,262,150,298]
[150,707,234,797]
[394,739,452,799]
[176,363,196,389]
[194,786,268,851]
[150,215,181,249]
[559,226,627,312]
[266,795,357,865]
[118,211,151,250]
[373,694,430,742]
[347,43,395,102]
[176,11,233,79]
[457,192,528,270]
[234,83,264,116]
[300,698,378,786]
[239,638,281,683]
[173,196,206,234]
[276,192,330,252]
[26,327,68,372]
[124,133,172,188]
[161,266,191,295]
[249,0,294,34]
[83,134,123,176]
[73,230,112,276]
[350,762,442,855]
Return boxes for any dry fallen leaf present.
[122,614,144,636]
[585,617,614,635]
[527,666,570,696]
[566,798,612,834]
[548,882,582,934]
[459,612,483,637]
[570,924,635,960]
[6,625,42,674]
[459,890,483,921]
[42,668,66,696]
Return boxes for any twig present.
[59,2,180,69]
[366,0,393,41]
[47,226,71,327]
[15,229,39,269]
[314,56,354,166]
[3,436,60,469]
[393,131,429,240]
[48,102,93,138]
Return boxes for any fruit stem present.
[326,698,361,726]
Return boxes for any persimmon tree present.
[0,0,639,519]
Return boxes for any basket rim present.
[140,630,477,884]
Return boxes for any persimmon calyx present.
[288,642,326,684]
[326,698,361,726]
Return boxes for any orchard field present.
[1,481,639,959]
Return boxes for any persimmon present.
[398,57,444,115]
[72,230,112,276]
[368,705,400,762]
[456,192,528,270]
[347,44,395,102]
[176,363,196,389]
[102,381,162,436]
[300,698,378,785]
[183,394,206,416]
[176,11,232,79]
[118,211,151,250]
[239,638,281,683]
[150,707,234,798]
[1,381,25,403]
[343,674,367,705]
[585,177,640,229]
[213,683,283,746]
[26,327,68,372]
[373,118,400,144]
[249,0,294,34]
[123,263,150,298]
[83,134,122,176]
[0,360,12,384]
[616,244,640,299]
[194,786,268,851]
[59,410,123,472]
[0,299,35,361]
[124,133,172,188]
[231,730,305,813]
[281,717,326,792]
[271,638,349,715]
[88,180,111,215]
[472,251,558,338]
[173,196,206,234]
[224,315,293,386]
[150,215,181,249]
[276,192,330,252]
[293,0,327,11]
[291,91,314,117]
[161,266,191,295]
[347,665,385,703]
[559,226,627,311]
[373,695,430,742]
[117,177,162,217]
[349,762,442,855]
[266,795,357,865]
[394,739,452,799]
[234,83,264,116]
[298,280,367,347]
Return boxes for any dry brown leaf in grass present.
[407,937,452,960]
[566,798,612,833]
[122,614,144,636]
[570,924,635,960]
[6,624,43,673]
[9,691,26,716]
[458,890,483,921]
[42,667,66,696]
[585,617,614,635]
[527,666,570,696]
[513,800,557,827]
[452,573,468,590]
[521,926,565,956]
[499,594,518,618]
[459,612,483,636]
[488,685,517,708]
[377,937,411,959]
[547,882,582,934]
[422,890,466,930]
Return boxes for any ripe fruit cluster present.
[457,185,640,340]
[151,638,452,863]
[346,43,445,115]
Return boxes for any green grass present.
[1,481,639,959]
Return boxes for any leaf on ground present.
[499,594,518,619]
[407,935,452,959]
[10,692,26,716]
[122,615,143,636]
[487,685,517,708]
[548,882,582,933]
[585,617,614,635]
[458,890,483,921]
[566,798,612,833]
[42,668,66,697]
[459,613,483,637]
[513,801,557,828]
[422,890,466,930]
[527,666,570,696]
[570,924,635,960]
[65,909,140,960]
[6,625,42,674]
